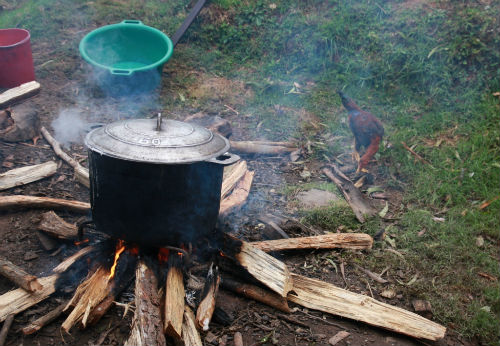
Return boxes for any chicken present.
[338,91,384,173]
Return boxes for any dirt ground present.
[0,27,476,346]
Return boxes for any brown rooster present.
[338,91,384,173]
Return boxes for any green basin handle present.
[111,69,133,76]
[121,20,143,25]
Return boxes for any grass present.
[1,0,499,344]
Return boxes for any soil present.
[0,19,475,346]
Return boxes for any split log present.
[219,170,254,216]
[0,257,43,292]
[221,234,292,298]
[0,161,57,191]
[21,301,66,335]
[322,165,376,223]
[62,266,112,332]
[196,263,220,331]
[0,81,40,108]
[0,275,57,322]
[230,140,297,155]
[0,195,90,213]
[251,233,373,252]
[221,160,248,199]
[40,126,90,187]
[163,253,185,339]
[0,314,14,346]
[125,260,166,346]
[36,211,78,239]
[182,306,203,346]
[288,273,446,341]
[221,276,290,313]
[0,248,92,322]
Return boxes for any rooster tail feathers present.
[338,91,359,111]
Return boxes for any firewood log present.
[0,81,40,108]
[0,161,57,191]
[288,273,446,341]
[229,141,297,154]
[219,170,254,215]
[221,161,248,199]
[36,211,78,239]
[195,263,220,331]
[0,314,14,346]
[125,259,166,346]
[21,301,66,335]
[0,257,43,292]
[250,233,373,252]
[182,306,202,346]
[163,253,185,339]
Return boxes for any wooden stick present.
[0,275,57,322]
[196,263,220,331]
[182,306,202,346]
[52,246,95,273]
[0,257,43,292]
[401,141,432,166]
[125,260,166,346]
[40,126,90,187]
[221,276,290,313]
[250,233,373,252]
[230,141,297,155]
[0,314,14,346]
[0,195,90,213]
[322,165,376,223]
[0,161,57,191]
[36,211,78,239]
[288,273,446,341]
[219,170,254,216]
[21,301,66,335]
[163,253,184,340]
[62,266,112,332]
[0,81,40,108]
[222,234,292,298]
[233,332,244,346]
[221,160,248,199]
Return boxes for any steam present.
[51,108,88,147]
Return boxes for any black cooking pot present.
[84,114,239,247]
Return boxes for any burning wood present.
[0,81,40,108]
[0,256,43,292]
[182,306,203,346]
[288,273,446,341]
[221,276,290,313]
[322,165,376,223]
[0,161,57,191]
[250,233,373,252]
[229,140,298,155]
[40,126,90,187]
[0,195,90,213]
[163,252,185,339]
[219,170,254,216]
[21,301,66,335]
[125,259,166,346]
[36,211,78,239]
[62,266,113,332]
[221,234,292,298]
[196,263,220,331]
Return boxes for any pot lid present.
[85,115,230,164]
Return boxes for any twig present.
[0,314,14,346]
[401,141,432,166]
[296,309,345,329]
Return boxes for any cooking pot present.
[84,114,239,247]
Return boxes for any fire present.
[158,248,170,263]
[74,238,89,246]
[108,240,126,279]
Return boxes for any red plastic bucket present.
[0,28,35,88]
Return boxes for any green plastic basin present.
[79,20,173,94]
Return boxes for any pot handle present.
[207,152,240,166]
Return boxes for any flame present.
[74,238,89,246]
[108,240,126,279]
[158,248,170,264]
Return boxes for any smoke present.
[51,107,88,147]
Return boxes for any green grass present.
[1,0,499,343]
